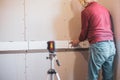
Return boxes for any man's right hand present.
[69,40,80,47]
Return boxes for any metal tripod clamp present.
[47,53,61,67]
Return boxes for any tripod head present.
[47,41,61,66]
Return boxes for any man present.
[70,0,116,80]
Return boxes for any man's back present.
[81,2,113,44]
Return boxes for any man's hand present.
[69,40,80,47]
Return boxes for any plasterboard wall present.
[0,0,82,41]
[0,0,119,80]
[0,0,25,41]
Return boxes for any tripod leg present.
[50,74,54,80]
[47,74,55,80]
[55,72,61,80]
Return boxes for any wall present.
[0,0,82,41]
[0,0,119,80]
[0,0,24,41]
[0,0,89,80]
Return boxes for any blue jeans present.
[88,41,116,80]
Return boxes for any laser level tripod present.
[46,41,61,80]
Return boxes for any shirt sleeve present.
[79,11,89,42]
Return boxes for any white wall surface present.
[0,0,24,41]
[0,0,118,80]
[0,54,25,80]
[0,0,82,41]
[0,0,86,79]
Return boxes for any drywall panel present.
[0,0,24,41]
[56,51,89,80]
[0,41,89,51]
[24,52,89,80]
[0,41,28,51]
[25,53,50,80]
[0,51,89,80]
[26,0,82,41]
[26,0,61,40]
[0,40,89,80]
[0,0,85,41]
[0,54,25,80]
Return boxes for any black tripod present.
[46,41,61,80]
